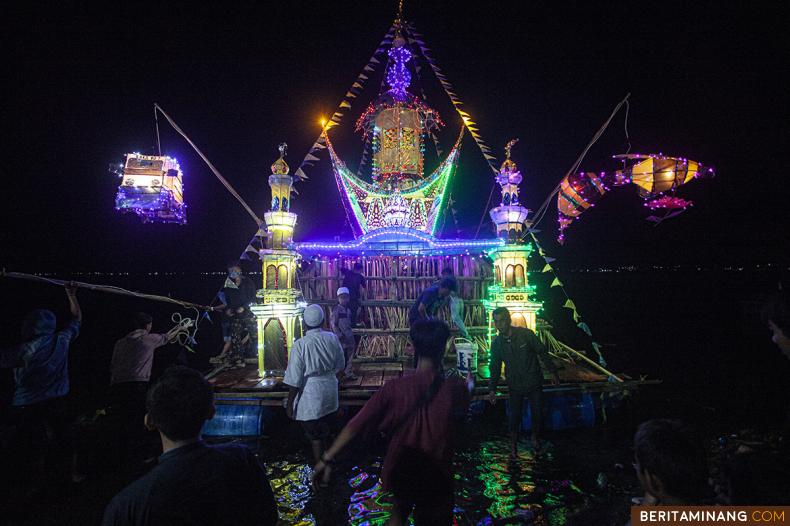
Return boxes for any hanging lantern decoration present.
[611,154,710,198]
[114,153,187,225]
[557,153,713,242]
[556,172,608,244]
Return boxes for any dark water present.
[1,269,788,524]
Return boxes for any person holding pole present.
[0,283,82,486]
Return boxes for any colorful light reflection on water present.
[253,429,598,525]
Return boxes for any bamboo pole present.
[547,334,623,382]
[1,270,215,311]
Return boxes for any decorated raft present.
[203,14,673,437]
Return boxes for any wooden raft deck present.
[208,363,657,407]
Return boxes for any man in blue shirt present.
[102,366,278,525]
[408,277,457,327]
[1,284,82,484]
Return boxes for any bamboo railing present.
[297,255,492,359]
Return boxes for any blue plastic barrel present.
[506,391,596,431]
[202,404,273,437]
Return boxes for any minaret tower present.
[484,140,542,341]
[251,144,304,377]
[489,139,530,242]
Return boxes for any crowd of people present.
[1,270,789,524]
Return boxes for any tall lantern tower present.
[251,144,304,376]
[484,140,542,343]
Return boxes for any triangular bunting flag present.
[563,299,576,310]
[370,57,380,64]
[544,257,556,263]
[305,153,320,162]
[340,101,351,108]
[542,264,552,273]
[551,277,562,287]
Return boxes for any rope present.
[474,184,497,239]
[522,93,631,237]
[153,104,262,226]
[171,310,199,352]
[623,98,631,155]
[154,105,162,156]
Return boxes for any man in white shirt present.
[284,304,345,486]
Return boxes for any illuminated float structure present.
[206,14,714,436]
[115,153,186,224]
[292,34,505,368]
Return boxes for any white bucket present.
[455,338,478,374]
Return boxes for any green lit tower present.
[484,140,542,342]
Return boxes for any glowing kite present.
[114,153,187,225]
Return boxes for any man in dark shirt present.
[487,307,559,459]
[408,277,457,326]
[215,261,257,364]
[340,262,366,326]
[102,366,278,526]
[312,320,471,525]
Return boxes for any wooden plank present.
[383,370,400,385]
[360,371,384,387]
[235,377,264,389]
[358,362,402,371]
[341,375,363,387]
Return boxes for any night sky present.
[2,1,787,274]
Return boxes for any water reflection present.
[257,430,597,525]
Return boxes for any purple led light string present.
[386,43,412,102]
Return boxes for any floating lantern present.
[114,153,187,224]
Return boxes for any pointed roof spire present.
[501,138,519,173]
[271,142,289,175]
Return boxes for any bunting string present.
[403,22,499,175]
[292,23,397,182]
[529,231,611,371]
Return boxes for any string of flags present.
[239,226,267,261]
[292,23,398,182]
[530,231,609,369]
[404,22,499,175]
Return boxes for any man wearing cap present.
[331,287,358,381]
[284,304,346,486]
